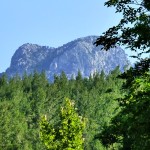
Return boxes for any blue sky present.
[0,0,137,73]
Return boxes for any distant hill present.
[3,36,130,81]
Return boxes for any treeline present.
[0,66,125,150]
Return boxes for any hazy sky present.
[0,0,137,72]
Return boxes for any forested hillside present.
[1,0,149,149]
[0,66,125,150]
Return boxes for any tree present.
[40,98,85,150]
[94,0,150,149]
[98,72,150,149]
[95,0,150,58]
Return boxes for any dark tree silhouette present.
[95,0,150,59]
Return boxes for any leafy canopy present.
[95,0,150,58]
[94,0,150,149]
[99,72,150,149]
[40,98,85,150]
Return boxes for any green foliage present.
[0,67,124,149]
[0,1,149,149]
[98,72,150,149]
[95,0,150,57]
[94,1,150,149]
[40,98,85,150]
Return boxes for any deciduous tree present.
[40,98,85,150]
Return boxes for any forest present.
[0,67,125,150]
[0,62,149,150]
[1,0,150,149]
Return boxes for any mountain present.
[4,36,130,81]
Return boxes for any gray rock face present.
[5,36,130,80]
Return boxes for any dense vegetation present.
[94,0,150,149]
[1,0,149,149]
[40,98,85,150]
[0,67,125,150]
[96,65,150,149]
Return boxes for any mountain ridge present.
[2,36,130,81]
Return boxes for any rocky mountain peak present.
[4,36,130,80]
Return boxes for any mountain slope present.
[4,36,130,80]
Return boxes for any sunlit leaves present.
[40,98,85,150]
